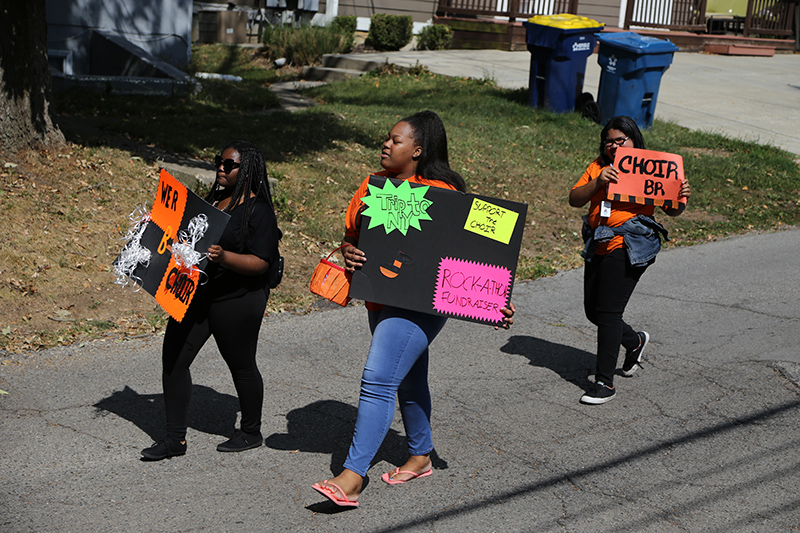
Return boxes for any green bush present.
[416,24,452,50]
[329,15,357,36]
[262,24,353,66]
[328,15,357,50]
[368,14,413,51]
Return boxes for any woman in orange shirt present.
[570,116,690,405]
[311,111,515,507]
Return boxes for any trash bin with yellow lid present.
[523,14,604,113]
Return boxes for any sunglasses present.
[214,155,241,174]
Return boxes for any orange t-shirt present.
[344,171,458,310]
[572,158,656,255]
[344,171,458,242]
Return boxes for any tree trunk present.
[0,0,65,152]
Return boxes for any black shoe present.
[216,430,263,453]
[622,331,650,377]
[580,381,616,405]
[141,438,186,461]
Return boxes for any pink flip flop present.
[311,481,360,508]
[381,468,433,485]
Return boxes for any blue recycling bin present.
[524,14,604,113]
[595,32,679,129]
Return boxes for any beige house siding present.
[335,0,438,23]
[576,0,624,27]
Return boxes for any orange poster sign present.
[150,169,187,242]
[607,147,686,209]
[114,169,230,322]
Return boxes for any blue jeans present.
[342,307,448,477]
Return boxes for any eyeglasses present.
[214,155,241,174]
[603,136,630,147]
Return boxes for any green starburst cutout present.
[361,180,433,235]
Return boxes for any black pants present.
[583,248,649,386]
[161,289,267,441]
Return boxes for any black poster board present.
[115,169,230,321]
[349,175,527,326]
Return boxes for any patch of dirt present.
[0,142,324,355]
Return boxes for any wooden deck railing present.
[744,0,795,36]
[623,0,708,31]
[437,0,795,38]
[436,0,579,21]
[623,0,795,37]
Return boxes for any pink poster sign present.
[432,257,511,323]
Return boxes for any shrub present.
[329,15,357,49]
[262,24,352,66]
[368,14,413,51]
[416,24,452,50]
[329,15,357,37]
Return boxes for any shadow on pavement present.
[365,399,800,533]
[93,384,239,441]
[500,335,595,388]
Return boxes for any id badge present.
[600,200,612,218]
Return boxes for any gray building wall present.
[47,0,193,74]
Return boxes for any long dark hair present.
[599,116,645,165]
[206,140,278,251]
[401,110,466,192]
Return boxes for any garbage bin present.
[524,14,604,113]
[595,32,679,129]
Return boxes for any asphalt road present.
[2,228,799,532]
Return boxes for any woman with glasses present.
[141,140,282,460]
[569,116,690,405]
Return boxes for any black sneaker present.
[141,438,186,461]
[622,331,650,377]
[216,430,263,452]
[580,381,616,405]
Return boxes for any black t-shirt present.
[201,198,280,302]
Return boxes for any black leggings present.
[161,290,267,441]
[583,248,649,386]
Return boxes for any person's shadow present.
[500,335,596,390]
[265,399,448,513]
[93,385,240,443]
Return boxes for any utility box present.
[195,10,249,44]
[217,11,249,43]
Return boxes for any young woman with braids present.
[311,111,515,507]
[141,141,282,460]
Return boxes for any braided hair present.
[206,140,278,252]
[401,110,467,192]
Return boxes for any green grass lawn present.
[37,47,799,349]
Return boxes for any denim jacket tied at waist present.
[581,214,669,267]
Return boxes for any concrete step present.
[302,66,366,82]
[321,54,382,71]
